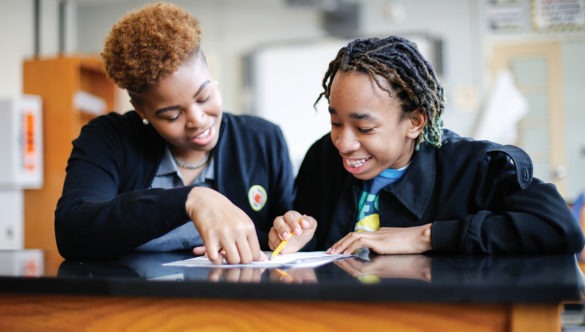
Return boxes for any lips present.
[194,127,211,139]
[189,121,216,146]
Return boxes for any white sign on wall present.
[532,0,585,31]
[0,95,43,189]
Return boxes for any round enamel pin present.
[248,185,267,211]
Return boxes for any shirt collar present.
[156,147,177,177]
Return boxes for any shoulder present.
[438,130,496,158]
[296,132,348,195]
[75,111,164,157]
[437,129,534,189]
[308,132,336,153]
[84,111,158,138]
[83,111,142,136]
[303,133,340,166]
[439,129,520,159]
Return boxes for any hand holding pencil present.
[268,211,317,259]
[270,232,293,260]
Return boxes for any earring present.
[214,80,219,86]
[142,118,149,125]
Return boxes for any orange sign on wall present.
[23,110,38,174]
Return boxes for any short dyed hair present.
[316,36,445,149]
[101,2,202,93]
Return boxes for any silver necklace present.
[173,154,210,170]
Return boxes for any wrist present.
[421,223,432,251]
[185,186,206,216]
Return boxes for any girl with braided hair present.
[269,36,584,256]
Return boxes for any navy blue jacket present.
[55,111,294,259]
[296,130,584,254]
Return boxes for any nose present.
[184,103,206,129]
[334,128,360,154]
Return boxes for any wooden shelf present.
[22,55,116,274]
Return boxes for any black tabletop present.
[1,251,583,304]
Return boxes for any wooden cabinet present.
[22,56,116,273]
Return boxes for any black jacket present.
[295,130,584,254]
[55,111,294,259]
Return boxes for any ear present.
[406,109,427,139]
[129,98,145,119]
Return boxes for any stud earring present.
[142,118,149,125]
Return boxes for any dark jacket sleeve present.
[54,113,192,259]
[293,134,350,250]
[253,122,295,249]
[431,144,585,254]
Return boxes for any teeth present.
[196,128,210,139]
[345,158,367,168]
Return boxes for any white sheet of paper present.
[162,251,352,269]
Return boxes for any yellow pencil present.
[270,217,303,260]
[270,235,290,260]
[275,268,294,281]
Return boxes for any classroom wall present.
[563,41,585,198]
[0,0,76,95]
[76,0,325,114]
[75,0,480,136]
[3,0,584,140]
[0,1,39,248]
[0,0,583,201]
[0,0,35,96]
[0,0,77,249]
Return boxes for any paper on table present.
[162,251,352,269]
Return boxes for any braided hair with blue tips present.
[315,36,445,149]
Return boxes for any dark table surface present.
[1,250,583,304]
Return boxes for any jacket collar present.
[212,113,229,191]
[384,142,436,220]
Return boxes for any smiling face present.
[130,53,222,160]
[328,71,426,180]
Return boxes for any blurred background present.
[0,0,584,265]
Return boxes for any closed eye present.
[156,109,182,121]
[358,127,374,134]
[166,111,182,121]
[197,93,210,103]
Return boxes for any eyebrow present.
[154,80,211,115]
[328,107,376,121]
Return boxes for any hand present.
[335,255,432,282]
[208,267,265,283]
[327,224,432,255]
[186,187,264,264]
[268,211,317,254]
